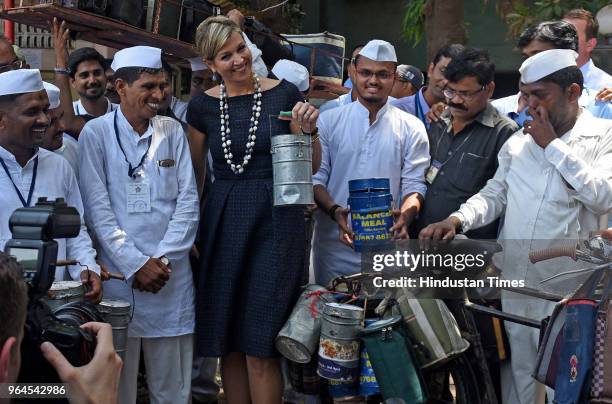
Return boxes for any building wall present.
[299,0,525,95]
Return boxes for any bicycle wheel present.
[424,355,482,404]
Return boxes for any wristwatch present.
[159,256,170,266]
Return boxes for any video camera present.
[4,198,103,382]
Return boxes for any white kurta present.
[580,59,612,92]
[78,108,199,337]
[72,98,118,116]
[53,134,80,179]
[312,100,430,286]
[452,109,612,404]
[0,146,100,280]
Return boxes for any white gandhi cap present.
[358,39,397,63]
[188,57,208,72]
[272,59,309,91]
[519,49,578,84]
[43,81,60,109]
[0,69,44,96]
[111,46,162,71]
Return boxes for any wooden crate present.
[0,2,198,60]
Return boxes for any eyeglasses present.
[0,58,24,74]
[355,69,394,81]
[443,86,486,101]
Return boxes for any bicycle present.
[325,234,612,404]
[327,271,494,404]
[463,234,612,403]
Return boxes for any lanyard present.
[433,129,474,167]
[414,93,429,128]
[113,110,152,178]
[0,155,38,207]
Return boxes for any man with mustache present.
[312,39,429,286]
[78,46,199,404]
[413,48,518,239]
[67,47,117,118]
[413,48,518,401]
[0,69,102,300]
[49,19,116,140]
[40,81,79,177]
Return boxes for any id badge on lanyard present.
[426,160,442,184]
[126,177,151,213]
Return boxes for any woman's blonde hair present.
[195,16,242,61]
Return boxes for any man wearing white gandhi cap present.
[0,69,102,298]
[312,39,429,285]
[78,46,199,404]
[40,81,80,177]
[422,48,612,404]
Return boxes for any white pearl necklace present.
[219,73,262,174]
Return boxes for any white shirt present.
[581,59,612,92]
[72,98,118,116]
[312,100,430,286]
[53,134,79,179]
[453,109,612,289]
[78,108,199,337]
[319,91,396,113]
[0,146,100,280]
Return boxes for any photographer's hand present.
[134,258,171,293]
[41,322,122,404]
[81,270,103,304]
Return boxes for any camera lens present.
[54,301,104,326]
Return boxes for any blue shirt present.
[392,87,431,128]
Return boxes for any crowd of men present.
[0,6,611,404]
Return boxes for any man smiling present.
[0,69,102,298]
[40,81,79,177]
[78,46,199,404]
[68,47,117,118]
[313,39,429,286]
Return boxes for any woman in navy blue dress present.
[187,16,320,404]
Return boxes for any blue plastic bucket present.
[347,178,393,252]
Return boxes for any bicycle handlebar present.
[528,244,578,264]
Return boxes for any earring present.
[212,72,218,82]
